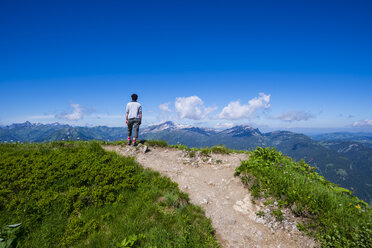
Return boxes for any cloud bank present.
[215,93,271,120]
[175,96,216,120]
[353,119,372,127]
[157,102,173,121]
[57,104,84,121]
[272,111,314,122]
[159,102,172,112]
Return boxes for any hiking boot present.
[131,141,136,146]
[127,140,131,145]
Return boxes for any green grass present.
[106,139,248,157]
[143,140,168,148]
[169,144,188,150]
[270,209,284,222]
[235,147,372,248]
[169,143,235,156]
[211,145,230,154]
[0,141,220,247]
[188,151,196,158]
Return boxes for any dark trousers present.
[127,118,140,138]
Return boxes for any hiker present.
[125,93,142,146]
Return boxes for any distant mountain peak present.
[7,121,33,129]
[144,121,191,133]
[220,125,262,137]
[50,122,62,126]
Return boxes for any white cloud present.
[214,122,235,129]
[215,93,271,120]
[157,102,173,121]
[272,111,314,122]
[353,119,372,127]
[57,104,84,121]
[175,96,216,120]
[159,102,172,112]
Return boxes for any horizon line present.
[2,120,372,134]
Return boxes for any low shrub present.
[188,151,196,158]
[211,145,230,154]
[169,144,188,150]
[200,147,212,156]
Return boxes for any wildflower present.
[356,204,361,209]
[279,164,282,167]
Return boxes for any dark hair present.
[131,94,138,101]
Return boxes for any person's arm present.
[139,105,142,125]
[125,104,129,125]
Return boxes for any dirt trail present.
[104,145,317,248]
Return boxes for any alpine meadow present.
[1,1,372,247]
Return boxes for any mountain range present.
[1,121,371,204]
[311,132,372,148]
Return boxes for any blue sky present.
[1,0,371,132]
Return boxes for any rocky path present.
[104,145,317,248]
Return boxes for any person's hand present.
[139,119,142,125]
[125,119,128,125]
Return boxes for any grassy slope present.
[0,141,219,247]
[235,147,371,248]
